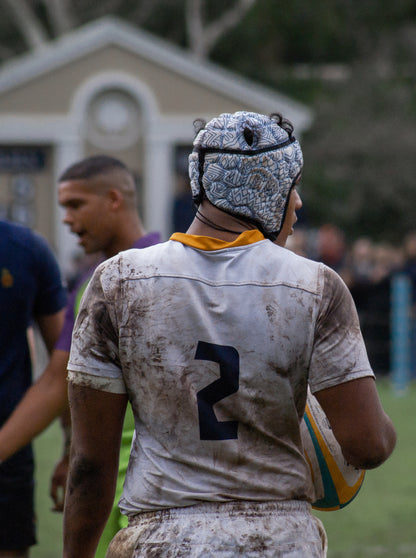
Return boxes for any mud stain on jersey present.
[72,268,120,367]
[319,266,362,335]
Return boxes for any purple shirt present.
[55,232,161,352]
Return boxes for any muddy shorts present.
[105,500,327,558]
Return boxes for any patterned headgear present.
[188,111,303,239]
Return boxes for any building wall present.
[0,24,311,272]
[0,145,55,247]
[0,46,253,116]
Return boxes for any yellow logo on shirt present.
[1,268,13,288]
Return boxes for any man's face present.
[58,179,113,254]
[274,187,303,247]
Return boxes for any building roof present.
[0,16,312,131]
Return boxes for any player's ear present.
[107,188,124,210]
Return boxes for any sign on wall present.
[0,146,48,230]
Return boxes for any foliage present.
[198,3,416,242]
[300,49,416,242]
[1,0,416,240]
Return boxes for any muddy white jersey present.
[68,230,373,516]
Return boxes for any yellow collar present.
[170,229,265,251]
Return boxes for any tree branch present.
[1,0,49,50]
[186,0,256,59]
[42,0,76,36]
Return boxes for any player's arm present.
[50,404,72,512]
[48,290,82,509]
[37,307,66,353]
[63,382,127,558]
[311,265,396,470]
[0,348,69,462]
[0,309,67,463]
[314,377,396,469]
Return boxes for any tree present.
[185,0,256,60]
[301,26,416,242]
[0,0,256,61]
[1,0,416,242]
[2,0,49,51]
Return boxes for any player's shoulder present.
[268,244,327,294]
[1,219,36,246]
[120,240,172,265]
[0,220,54,260]
[318,263,355,310]
[97,241,172,282]
[282,251,351,305]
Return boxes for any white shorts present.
[105,500,327,557]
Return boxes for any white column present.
[144,134,174,241]
[53,136,84,276]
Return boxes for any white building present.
[0,16,312,275]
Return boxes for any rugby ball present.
[300,388,365,511]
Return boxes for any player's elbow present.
[341,422,397,470]
[68,453,103,491]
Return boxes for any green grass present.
[315,379,416,557]
[31,379,415,557]
[32,421,63,558]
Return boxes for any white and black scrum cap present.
[189,111,303,238]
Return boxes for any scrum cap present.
[189,111,303,239]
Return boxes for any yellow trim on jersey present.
[170,229,265,251]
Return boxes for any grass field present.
[31,378,415,558]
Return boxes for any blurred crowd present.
[287,225,416,377]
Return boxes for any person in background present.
[399,231,416,377]
[0,220,67,557]
[0,155,160,557]
[63,111,396,558]
[315,223,347,273]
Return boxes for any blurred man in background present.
[0,155,160,557]
[0,220,67,557]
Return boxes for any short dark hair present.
[59,155,130,182]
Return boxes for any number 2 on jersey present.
[195,341,239,440]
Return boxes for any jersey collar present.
[170,229,265,251]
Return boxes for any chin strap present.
[195,210,249,236]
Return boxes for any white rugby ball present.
[300,387,365,511]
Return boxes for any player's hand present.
[50,454,69,512]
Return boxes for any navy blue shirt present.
[0,221,67,422]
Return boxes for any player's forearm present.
[0,369,68,461]
[315,377,397,470]
[64,383,127,556]
[63,455,116,558]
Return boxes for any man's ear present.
[107,188,124,209]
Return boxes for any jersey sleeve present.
[308,265,374,393]
[67,259,126,394]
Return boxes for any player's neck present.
[104,216,146,258]
[187,201,256,241]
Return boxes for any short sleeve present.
[67,260,126,394]
[308,266,374,393]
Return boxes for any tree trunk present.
[42,0,76,36]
